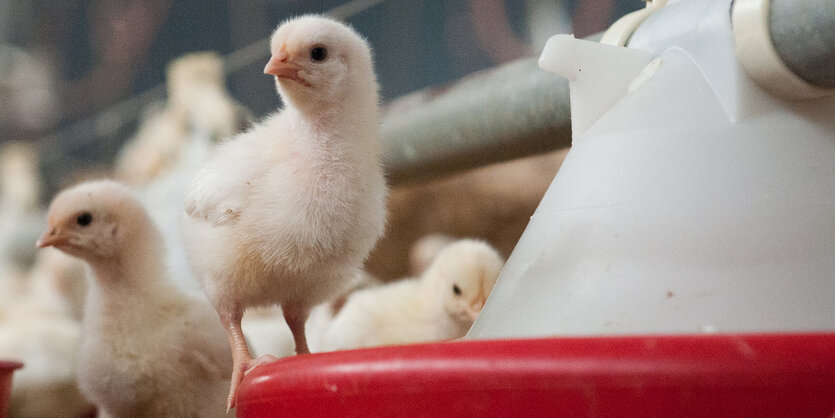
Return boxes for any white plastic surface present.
[469,0,835,339]
[539,35,651,139]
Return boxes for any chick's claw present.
[227,354,278,410]
[244,354,279,376]
[227,353,249,411]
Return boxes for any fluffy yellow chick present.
[37,181,233,417]
[182,15,387,409]
[308,239,504,352]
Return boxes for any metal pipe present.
[733,0,835,99]
[380,0,835,184]
[769,0,835,88]
[380,57,571,186]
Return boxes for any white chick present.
[309,239,504,352]
[182,15,386,408]
[37,181,233,417]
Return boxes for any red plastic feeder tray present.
[0,360,23,416]
[237,333,835,417]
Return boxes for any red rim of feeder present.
[237,333,835,417]
[0,361,22,371]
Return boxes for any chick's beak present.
[466,299,485,322]
[264,49,289,74]
[36,226,68,248]
[264,52,311,87]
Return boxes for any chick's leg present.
[219,308,250,411]
[241,306,311,373]
[283,305,311,355]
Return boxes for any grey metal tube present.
[380,57,571,185]
[769,0,835,88]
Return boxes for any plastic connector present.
[601,0,668,47]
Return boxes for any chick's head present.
[166,52,225,107]
[265,15,376,109]
[37,180,145,262]
[424,240,505,325]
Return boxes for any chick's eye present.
[76,213,93,227]
[453,284,462,296]
[310,46,327,62]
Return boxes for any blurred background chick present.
[308,239,505,352]
[0,248,91,418]
[0,142,46,306]
[242,238,503,357]
[115,51,250,186]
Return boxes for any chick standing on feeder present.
[37,181,233,417]
[182,15,387,409]
[308,239,504,352]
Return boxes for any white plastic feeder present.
[469,0,835,338]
